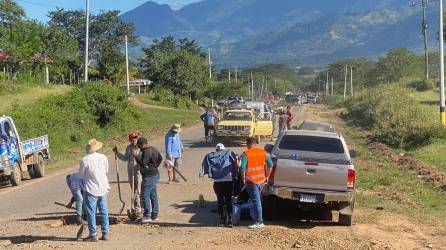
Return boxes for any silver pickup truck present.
[264,129,356,226]
[0,116,50,186]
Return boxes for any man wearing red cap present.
[113,132,141,214]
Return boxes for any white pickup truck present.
[0,116,50,186]
[264,129,356,226]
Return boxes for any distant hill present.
[122,0,437,67]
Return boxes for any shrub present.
[148,85,194,110]
[406,79,435,92]
[345,84,443,148]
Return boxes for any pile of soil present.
[367,140,446,192]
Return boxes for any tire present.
[338,213,352,226]
[263,195,277,221]
[33,154,45,178]
[338,200,354,226]
[27,165,35,179]
[10,163,22,186]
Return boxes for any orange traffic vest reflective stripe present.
[244,147,267,184]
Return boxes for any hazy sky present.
[18,0,199,22]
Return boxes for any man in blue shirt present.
[165,124,184,183]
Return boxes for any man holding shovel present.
[113,132,142,215]
[132,137,163,223]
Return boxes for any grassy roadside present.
[409,90,446,172]
[0,85,72,114]
[315,106,446,225]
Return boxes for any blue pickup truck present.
[0,116,50,186]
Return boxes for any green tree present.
[0,0,25,24]
[368,48,423,84]
[139,37,209,97]
[48,9,137,83]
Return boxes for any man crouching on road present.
[79,139,111,242]
[132,137,163,223]
[240,137,273,229]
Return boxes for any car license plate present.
[299,194,317,203]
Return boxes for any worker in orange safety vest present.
[239,137,273,229]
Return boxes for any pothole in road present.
[47,215,126,228]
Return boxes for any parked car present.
[298,120,336,133]
[216,109,273,143]
[263,129,356,226]
[0,116,50,186]
[306,95,317,104]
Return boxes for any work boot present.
[100,233,109,241]
[83,235,98,242]
[218,216,225,227]
[226,216,233,228]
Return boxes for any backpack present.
[202,112,214,126]
[202,150,236,180]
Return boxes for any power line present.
[16,0,60,8]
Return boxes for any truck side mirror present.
[349,150,357,159]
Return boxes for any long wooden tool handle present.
[172,166,188,182]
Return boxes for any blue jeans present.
[72,189,83,224]
[141,175,160,218]
[232,199,255,225]
[246,183,264,224]
[84,192,109,236]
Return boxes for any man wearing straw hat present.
[165,124,184,183]
[79,139,110,242]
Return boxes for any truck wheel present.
[263,195,276,221]
[27,165,35,179]
[338,201,355,226]
[338,213,352,226]
[10,163,22,186]
[33,154,45,178]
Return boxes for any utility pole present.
[440,0,446,125]
[228,70,231,82]
[350,66,354,96]
[208,49,212,79]
[413,0,431,80]
[331,77,334,95]
[125,35,130,95]
[251,72,254,100]
[84,0,90,82]
[235,68,238,83]
[248,76,251,98]
[344,65,348,98]
[326,72,329,95]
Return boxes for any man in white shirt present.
[79,139,110,242]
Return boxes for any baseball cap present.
[128,132,138,140]
[216,143,225,150]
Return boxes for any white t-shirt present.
[79,152,110,197]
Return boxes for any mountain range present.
[122,0,439,68]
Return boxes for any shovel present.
[127,163,138,221]
[115,154,126,215]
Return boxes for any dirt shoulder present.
[0,104,445,250]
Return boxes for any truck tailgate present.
[274,158,349,192]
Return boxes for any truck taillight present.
[347,168,355,191]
